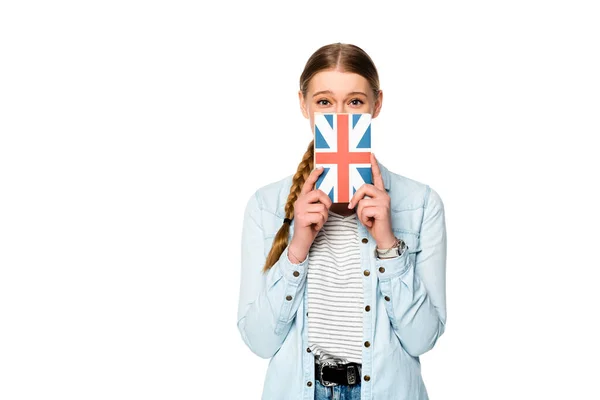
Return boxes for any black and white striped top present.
[307,210,363,364]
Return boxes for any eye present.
[317,99,331,106]
[349,98,364,106]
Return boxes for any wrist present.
[376,234,397,250]
[288,241,308,264]
[375,237,407,259]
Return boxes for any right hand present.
[288,166,332,263]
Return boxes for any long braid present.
[262,140,315,273]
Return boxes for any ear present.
[298,90,309,119]
[372,90,383,118]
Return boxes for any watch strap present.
[375,237,406,258]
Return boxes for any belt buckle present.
[318,361,338,387]
[347,365,357,385]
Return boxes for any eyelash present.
[316,98,364,106]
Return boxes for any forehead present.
[307,69,371,95]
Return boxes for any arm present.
[376,186,447,357]
[236,191,309,359]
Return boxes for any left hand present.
[347,153,396,249]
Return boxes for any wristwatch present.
[375,237,407,259]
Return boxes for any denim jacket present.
[237,161,447,400]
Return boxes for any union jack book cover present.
[313,112,372,203]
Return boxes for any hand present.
[347,153,396,249]
[288,166,333,262]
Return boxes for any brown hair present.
[262,43,380,273]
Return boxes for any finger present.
[356,202,373,228]
[315,207,328,231]
[315,189,333,209]
[358,198,391,221]
[296,209,322,227]
[305,203,328,215]
[348,184,380,209]
[355,198,379,209]
[305,211,326,230]
[313,198,329,227]
[371,153,385,191]
[301,166,324,195]
[360,205,379,228]
[303,189,333,208]
[362,206,380,220]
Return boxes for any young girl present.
[237,43,447,400]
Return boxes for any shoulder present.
[381,164,445,239]
[382,164,444,213]
[245,174,294,219]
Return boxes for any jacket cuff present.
[272,246,309,335]
[375,247,411,281]
[279,245,309,282]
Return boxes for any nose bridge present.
[336,102,346,113]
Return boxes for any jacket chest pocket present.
[262,221,295,258]
[390,208,422,264]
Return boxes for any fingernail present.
[347,202,352,209]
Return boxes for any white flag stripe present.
[349,163,372,198]
[316,164,338,202]
[349,113,371,151]
[314,113,337,152]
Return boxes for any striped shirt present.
[307,210,363,364]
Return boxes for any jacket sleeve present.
[236,191,309,359]
[375,186,447,357]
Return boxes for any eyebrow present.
[312,90,368,98]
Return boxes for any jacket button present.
[286,295,293,301]
[362,238,369,244]
[364,341,371,348]
[365,305,371,312]
[307,381,313,387]
[363,270,370,276]
[364,375,371,382]
[384,296,390,301]
[306,347,311,352]
[293,270,300,277]
[378,266,385,273]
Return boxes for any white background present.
[1,1,599,399]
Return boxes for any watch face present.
[398,239,406,253]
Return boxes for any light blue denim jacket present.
[237,161,447,400]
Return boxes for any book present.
[313,112,373,203]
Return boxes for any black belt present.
[314,360,362,387]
